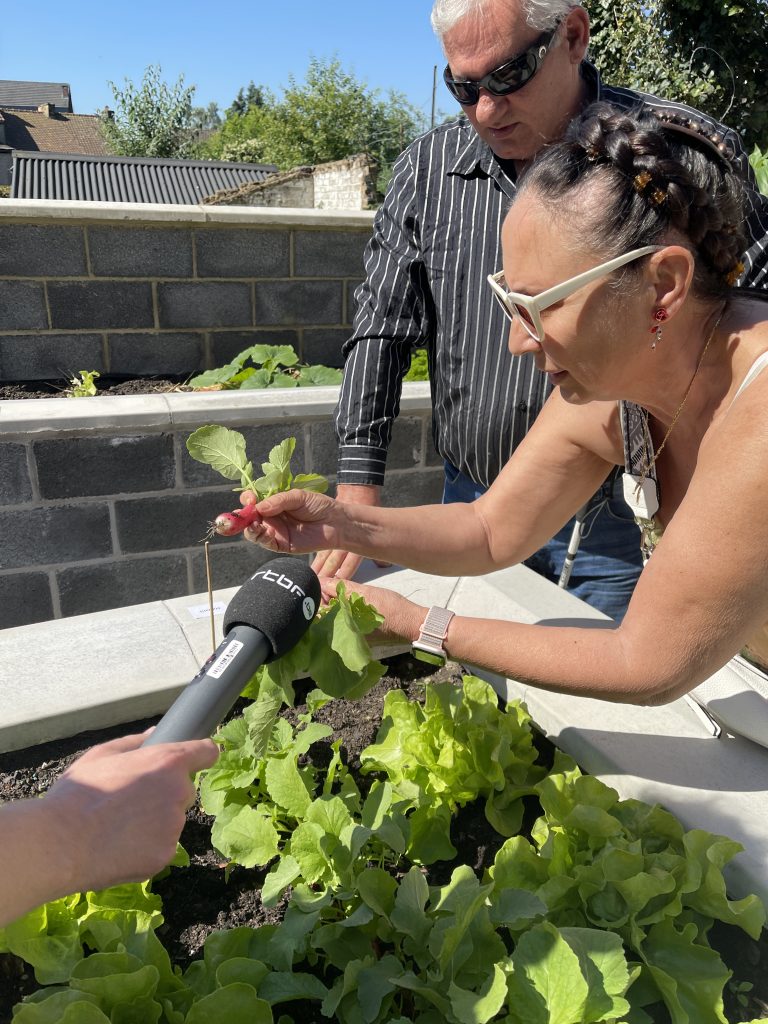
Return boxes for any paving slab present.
[0,600,204,752]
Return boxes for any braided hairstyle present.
[519,102,748,300]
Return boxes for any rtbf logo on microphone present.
[252,567,316,620]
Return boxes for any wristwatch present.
[412,607,455,666]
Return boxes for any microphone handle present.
[142,625,272,745]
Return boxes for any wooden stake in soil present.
[204,541,216,654]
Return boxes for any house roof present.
[0,108,109,156]
[0,80,73,112]
[11,150,279,204]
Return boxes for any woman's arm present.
[334,376,768,704]
[247,393,621,577]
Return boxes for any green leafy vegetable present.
[65,370,100,398]
[186,428,328,500]
[188,343,342,390]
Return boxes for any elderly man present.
[316,0,768,620]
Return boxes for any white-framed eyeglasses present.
[487,245,662,342]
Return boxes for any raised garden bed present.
[1,650,766,1024]
[0,376,194,401]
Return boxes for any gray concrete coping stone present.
[0,597,209,753]
[0,198,376,230]
[1,560,765,904]
[0,383,432,438]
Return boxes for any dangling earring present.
[650,308,668,349]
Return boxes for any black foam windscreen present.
[223,555,321,660]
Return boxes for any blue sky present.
[1,1,452,123]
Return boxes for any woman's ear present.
[648,246,694,319]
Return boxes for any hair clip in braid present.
[651,109,737,165]
[633,170,668,206]
[725,260,745,286]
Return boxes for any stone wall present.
[0,386,443,630]
[311,155,376,210]
[205,155,375,211]
[0,199,375,383]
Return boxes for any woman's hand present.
[240,489,340,554]
[320,577,427,645]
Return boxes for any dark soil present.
[1,653,766,1023]
[0,377,194,401]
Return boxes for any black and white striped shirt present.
[334,64,768,489]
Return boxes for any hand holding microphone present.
[0,558,321,925]
[143,556,321,746]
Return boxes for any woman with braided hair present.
[240,102,768,712]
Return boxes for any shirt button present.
[516,401,528,413]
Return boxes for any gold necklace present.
[634,304,725,560]
[636,304,725,490]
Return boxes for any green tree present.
[227,81,265,117]
[205,58,427,195]
[101,65,198,158]
[190,101,222,134]
[586,0,768,148]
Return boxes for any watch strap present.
[412,606,454,666]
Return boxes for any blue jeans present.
[442,461,642,622]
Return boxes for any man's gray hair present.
[431,0,577,38]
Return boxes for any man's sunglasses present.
[487,246,662,342]
[443,25,560,106]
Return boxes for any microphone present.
[142,556,320,746]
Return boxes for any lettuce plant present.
[488,751,766,1024]
[360,676,546,863]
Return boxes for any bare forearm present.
[0,799,77,925]
[431,613,682,705]
[335,499,503,576]
[447,616,633,699]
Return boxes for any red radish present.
[207,504,261,538]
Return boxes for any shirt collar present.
[446,60,604,179]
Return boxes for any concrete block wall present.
[0,386,443,629]
[0,200,375,383]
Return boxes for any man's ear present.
[563,6,590,65]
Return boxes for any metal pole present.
[558,502,590,588]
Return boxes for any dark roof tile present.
[0,80,73,111]
[0,108,108,156]
[11,150,278,204]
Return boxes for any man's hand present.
[312,484,391,579]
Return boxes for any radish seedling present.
[186,426,329,537]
